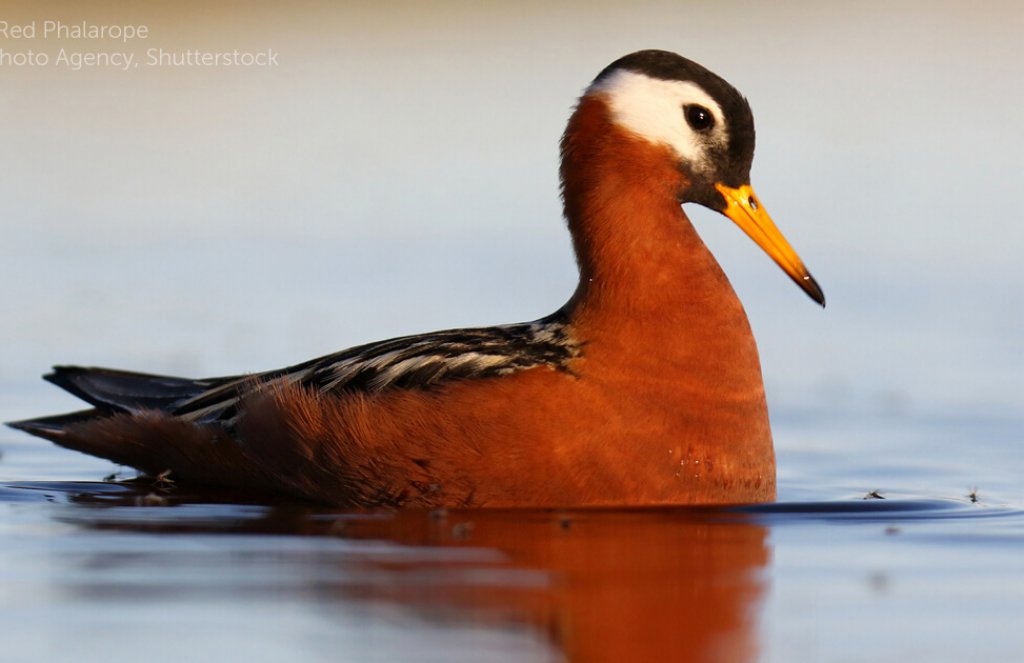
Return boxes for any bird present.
[8,50,824,508]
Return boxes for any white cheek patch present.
[588,70,725,174]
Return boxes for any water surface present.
[2,405,1023,663]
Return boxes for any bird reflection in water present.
[57,483,769,663]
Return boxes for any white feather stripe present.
[587,70,726,175]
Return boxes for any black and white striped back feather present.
[10,312,580,434]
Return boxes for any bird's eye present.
[684,105,715,132]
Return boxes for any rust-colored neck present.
[559,95,766,396]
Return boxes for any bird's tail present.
[6,366,277,491]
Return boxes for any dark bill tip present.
[798,272,826,308]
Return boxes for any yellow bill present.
[715,183,825,306]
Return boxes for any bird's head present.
[579,50,824,306]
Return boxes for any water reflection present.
[331,509,770,663]
[6,482,770,663]
[4,480,1022,662]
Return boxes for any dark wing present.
[174,312,579,425]
[9,312,579,434]
[43,366,237,413]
